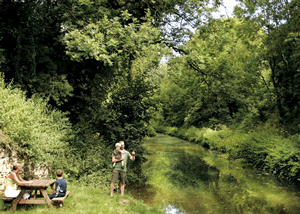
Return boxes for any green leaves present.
[63,11,162,68]
[157,17,268,128]
[237,0,300,132]
[0,74,72,173]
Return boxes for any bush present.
[182,126,198,142]
[263,137,300,182]
[0,74,72,178]
[165,126,178,136]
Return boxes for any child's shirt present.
[112,150,132,172]
[55,177,67,193]
[113,148,122,160]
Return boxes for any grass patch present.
[0,184,165,214]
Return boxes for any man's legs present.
[120,182,124,196]
[119,172,126,196]
[110,181,115,196]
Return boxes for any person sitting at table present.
[49,169,67,199]
[4,163,32,199]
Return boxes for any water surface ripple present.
[129,134,300,214]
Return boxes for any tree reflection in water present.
[129,135,300,214]
[167,149,219,189]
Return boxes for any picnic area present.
[1,184,164,213]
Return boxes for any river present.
[129,134,300,214]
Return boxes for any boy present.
[49,169,67,200]
[112,143,124,169]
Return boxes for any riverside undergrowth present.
[155,124,300,186]
[0,184,165,213]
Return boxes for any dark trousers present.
[49,192,66,199]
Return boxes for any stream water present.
[129,134,300,214]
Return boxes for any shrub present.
[0,74,72,178]
[263,137,300,182]
[165,127,178,136]
[182,126,198,142]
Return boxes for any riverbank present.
[155,125,300,186]
[0,184,165,213]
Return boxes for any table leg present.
[31,188,40,199]
[40,188,54,209]
[9,189,26,211]
[50,182,55,191]
[34,189,37,199]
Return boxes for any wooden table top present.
[18,179,56,188]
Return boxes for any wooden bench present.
[51,191,70,207]
[1,197,36,204]
[1,196,40,205]
[1,191,71,209]
[1,180,57,211]
[2,196,14,202]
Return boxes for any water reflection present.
[165,204,185,214]
[129,134,300,214]
[167,150,212,188]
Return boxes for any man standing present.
[110,141,135,196]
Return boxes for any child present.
[112,143,124,169]
[49,169,67,200]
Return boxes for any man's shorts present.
[111,170,126,183]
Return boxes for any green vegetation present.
[0,74,72,177]
[0,0,300,212]
[0,184,165,213]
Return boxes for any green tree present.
[157,18,268,128]
[0,0,73,106]
[235,0,300,133]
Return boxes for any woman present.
[4,163,32,199]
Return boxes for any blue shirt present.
[55,177,67,193]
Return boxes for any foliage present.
[235,0,300,133]
[0,0,73,106]
[63,11,161,66]
[60,0,219,46]
[151,1,300,186]
[0,74,72,178]
[0,0,171,185]
[156,17,269,129]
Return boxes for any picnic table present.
[3,179,56,211]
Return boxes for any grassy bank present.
[155,125,300,185]
[0,184,165,214]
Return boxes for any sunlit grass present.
[0,185,165,214]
